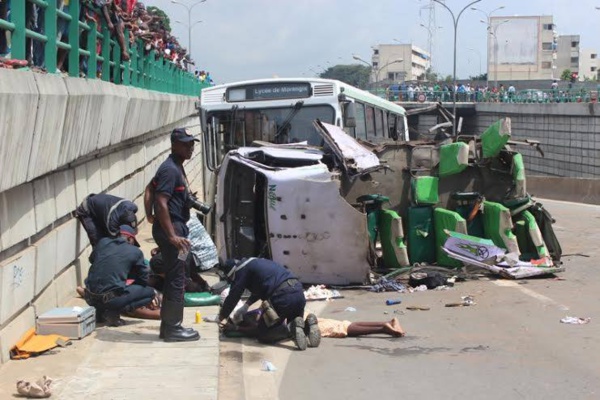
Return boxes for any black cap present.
[119,225,140,247]
[171,128,199,143]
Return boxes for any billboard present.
[493,17,538,65]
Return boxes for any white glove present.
[232,303,249,324]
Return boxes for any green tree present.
[444,75,453,83]
[147,6,171,32]
[425,68,439,82]
[320,64,371,89]
[560,69,572,82]
[469,73,487,81]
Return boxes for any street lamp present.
[468,47,482,78]
[434,0,481,136]
[171,0,207,60]
[419,23,442,71]
[471,6,505,87]
[484,19,510,87]
[374,58,404,83]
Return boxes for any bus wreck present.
[210,117,563,285]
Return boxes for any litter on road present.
[560,316,591,325]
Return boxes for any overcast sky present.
[146,0,600,84]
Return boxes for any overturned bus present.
[199,79,562,285]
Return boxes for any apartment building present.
[370,44,430,83]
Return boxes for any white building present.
[370,44,429,83]
[578,49,599,81]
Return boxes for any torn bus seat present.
[434,208,467,268]
[482,201,520,255]
[481,118,511,158]
[379,209,410,269]
[514,210,552,264]
[511,152,527,199]
[438,142,469,177]
[411,176,439,205]
[408,206,436,264]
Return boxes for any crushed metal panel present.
[262,167,371,285]
[314,120,380,175]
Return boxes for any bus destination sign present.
[227,83,311,102]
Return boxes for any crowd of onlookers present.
[0,0,210,83]
[386,81,595,104]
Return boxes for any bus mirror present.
[388,115,398,140]
[200,108,207,134]
[344,102,357,128]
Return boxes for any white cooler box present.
[37,306,96,339]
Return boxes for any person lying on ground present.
[148,247,210,293]
[83,225,158,326]
[217,258,319,350]
[223,309,405,339]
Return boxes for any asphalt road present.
[220,199,600,400]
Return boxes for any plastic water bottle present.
[385,299,402,306]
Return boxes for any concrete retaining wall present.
[0,69,203,364]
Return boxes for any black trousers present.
[257,282,306,343]
[88,284,155,314]
[152,221,188,303]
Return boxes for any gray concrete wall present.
[473,102,600,179]
[0,69,203,364]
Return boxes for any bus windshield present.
[208,104,335,148]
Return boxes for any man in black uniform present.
[218,257,320,350]
[84,225,156,326]
[145,128,200,342]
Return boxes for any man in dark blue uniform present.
[218,258,320,350]
[84,225,156,326]
[144,127,200,342]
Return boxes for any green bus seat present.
[408,206,436,264]
[411,176,439,205]
[481,118,511,158]
[379,209,410,268]
[434,208,467,268]
[512,153,527,199]
[482,201,520,255]
[514,210,550,261]
[439,142,469,177]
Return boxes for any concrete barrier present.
[0,67,202,364]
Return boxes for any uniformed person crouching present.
[218,257,321,350]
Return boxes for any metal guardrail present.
[367,88,598,104]
[0,0,207,96]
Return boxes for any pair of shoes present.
[304,313,321,348]
[102,310,125,327]
[290,317,308,350]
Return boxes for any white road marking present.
[494,280,569,311]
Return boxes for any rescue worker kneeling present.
[218,258,320,350]
[83,225,157,326]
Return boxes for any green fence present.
[0,0,206,96]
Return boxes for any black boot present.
[160,300,200,342]
[304,313,321,348]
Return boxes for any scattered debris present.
[304,285,343,301]
[409,271,447,289]
[261,360,277,371]
[385,299,402,306]
[446,295,476,307]
[344,307,357,312]
[442,231,565,279]
[10,329,71,360]
[368,277,407,293]
[560,316,591,325]
[202,315,220,323]
[409,285,428,293]
[16,376,53,398]
[406,306,430,311]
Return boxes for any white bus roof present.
[201,77,406,116]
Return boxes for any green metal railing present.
[0,0,206,96]
[368,88,599,104]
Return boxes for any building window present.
[543,23,554,30]
[542,42,553,50]
[571,41,579,48]
[541,61,552,69]
[372,62,378,68]
[592,67,597,72]
[373,49,379,55]
[571,57,579,65]
[592,54,597,59]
